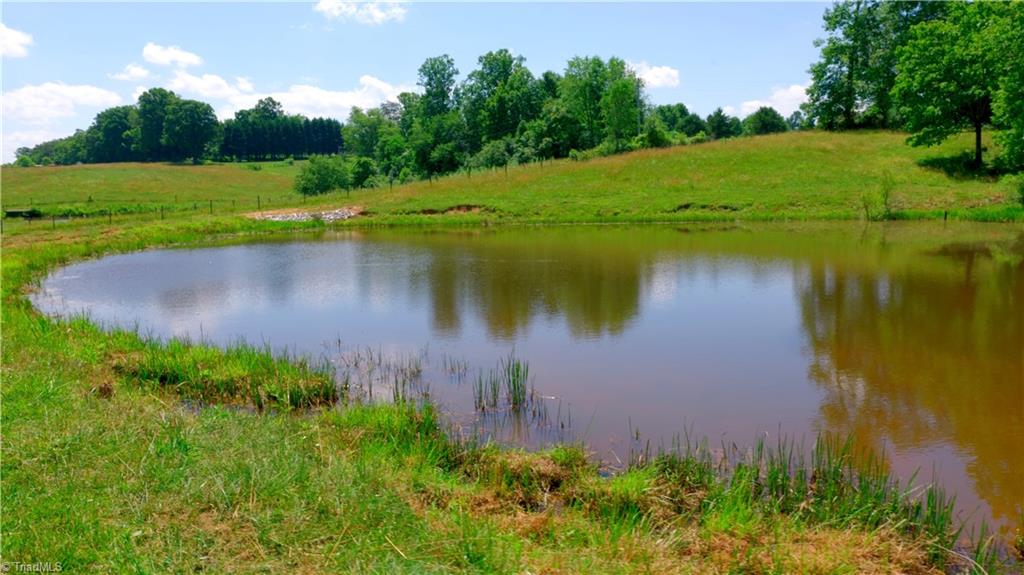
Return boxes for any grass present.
[3,131,1023,224]
[112,335,337,409]
[473,354,533,412]
[0,160,304,217]
[3,131,1022,572]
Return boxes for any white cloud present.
[223,75,414,120]
[3,129,64,158]
[737,84,808,118]
[165,72,261,101]
[313,1,407,25]
[1,23,33,58]
[161,70,413,121]
[2,82,122,125]
[109,63,151,81]
[132,85,149,102]
[168,70,240,99]
[627,60,680,89]
[142,42,202,67]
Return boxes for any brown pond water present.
[33,223,1024,534]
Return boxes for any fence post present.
[108,209,112,225]
[257,195,261,210]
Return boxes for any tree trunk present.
[974,121,983,168]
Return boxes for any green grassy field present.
[3,130,1022,223]
[1,161,303,216]
[2,131,1022,573]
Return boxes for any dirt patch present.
[445,204,484,214]
[673,203,741,212]
[415,205,487,216]
[246,206,362,222]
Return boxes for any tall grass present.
[500,353,529,409]
[113,336,337,409]
[472,353,533,412]
[608,432,975,569]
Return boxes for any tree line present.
[14,50,798,191]
[804,0,1023,169]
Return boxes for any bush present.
[14,156,34,167]
[472,139,512,169]
[742,106,789,136]
[639,115,672,149]
[350,157,375,188]
[687,131,709,145]
[568,141,617,162]
[295,155,350,196]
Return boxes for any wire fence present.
[0,193,328,234]
[2,194,300,215]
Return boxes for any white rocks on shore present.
[253,208,357,223]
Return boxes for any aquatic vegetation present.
[111,337,337,409]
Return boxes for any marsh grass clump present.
[500,353,530,409]
[605,433,966,569]
[472,353,535,413]
[473,370,502,411]
[112,338,336,409]
[552,431,977,569]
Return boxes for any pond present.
[33,222,1023,533]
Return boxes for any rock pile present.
[253,208,358,222]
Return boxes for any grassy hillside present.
[364,130,1020,222]
[3,130,1022,223]
[1,161,301,216]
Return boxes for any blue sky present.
[1,2,828,162]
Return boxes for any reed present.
[499,353,530,410]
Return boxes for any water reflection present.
[33,223,1024,531]
[797,236,1024,526]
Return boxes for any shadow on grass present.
[917,151,1003,181]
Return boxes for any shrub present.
[350,157,375,188]
[568,141,617,162]
[295,155,350,196]
[687,131,709,145]
[742,106,789,136]
[471,139,512,169]
[639,115,672,149]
